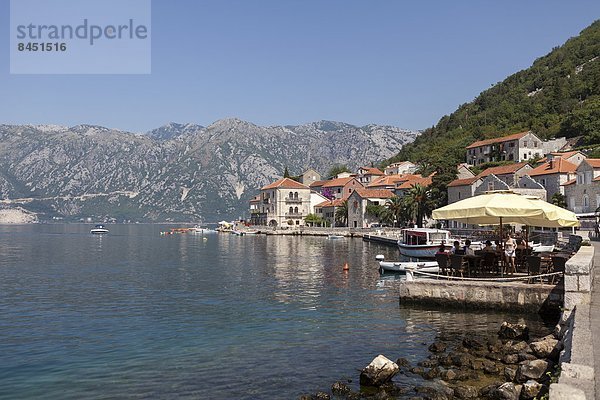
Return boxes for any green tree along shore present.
[383,20,600,209]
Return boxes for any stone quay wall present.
[551,245,595,399]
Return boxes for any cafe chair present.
[450,254,466,278]
[435,253,450,278]
[550,256,567,284]
[482,252,497,276]
[527,256,543,284]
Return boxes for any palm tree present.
[405,183,433,228]
[385,196,405,227]
[334,200,348,227]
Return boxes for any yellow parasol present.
[432,191,579,228]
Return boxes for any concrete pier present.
[398,279,562,313]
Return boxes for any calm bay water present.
[0,224,554,399]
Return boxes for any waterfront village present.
[247,130,600,399]
[248,130,598,231]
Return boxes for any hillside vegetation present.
[387,20,600,170]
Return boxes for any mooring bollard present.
[405,266,415,281]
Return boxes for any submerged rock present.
[414,379,454,400]
[498,322,529,341]
[489,382,521,400]
[453,385,479,399]
[395,357,410,368]
[359,355,399,387]
[520,380,543,399]
[516,359,550,382]
[331,381,351,396]
[530,335,560,359]
[429,341,447,353]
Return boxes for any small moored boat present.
[327,234,344,240]
[376,255,439,274]
[191,226,215,234]
[398,228,451,258]
[90,224,109,234]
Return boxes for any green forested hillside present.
[387,20,600,170]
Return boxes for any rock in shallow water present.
[359,355,399,387]
[498,322,529,341]
[521,379,543,399]
[489,382,521,400]
[516,359,550,382]
[530,335,560,359]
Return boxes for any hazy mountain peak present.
[0,120,419,221]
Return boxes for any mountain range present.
[0,119,419,222]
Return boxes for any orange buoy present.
[343,262,349,271]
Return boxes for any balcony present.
[285,197,302,204]
[285,212,303,218]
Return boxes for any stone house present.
[384,161,417,175]
[320,177,363,199]
[447,177,483,204]
[466,131,565,166]
[258,178,311,227]
[528,157,577,200]
[473,174,545,199]
[357,167,384,185]
[563,159,600,214]
[347,188,395,228]
[456,163,476,179]
[477,162,532,187]
[249,195,264,225]
[300,168,321,186]
[543,151,587,167]
[314,198,346,227]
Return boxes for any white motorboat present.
[327,234,345,240]
[397,228,451,258]
[375,255,439,274]
[90,224,109,234]
[191,226,215,234]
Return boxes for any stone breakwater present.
[300,322,561,400]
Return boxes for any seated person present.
[463,239,475,256]
[435,241,448,255]
[483,240,495,252]
[451,240,464,255]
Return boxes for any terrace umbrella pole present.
[500,217,504,277]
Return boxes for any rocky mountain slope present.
[0,119,418,221]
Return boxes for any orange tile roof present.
[550,150,580,158]
[367,174,415,187]
[262,177,309,190]
[477,162,529,178]
[359,167,384,175]
[321,177,356,188]
[466,131,530,149]
[353,188,395,199]
[309,180,327,188]
[562,178,577,186]
[447,177,481,187]
[528,158,577,176]
[315,198,346,208]
[396,176,433,189]
[585,159,600,168]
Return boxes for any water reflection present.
[0,225,556,400]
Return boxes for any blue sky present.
[1,0,599,132]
